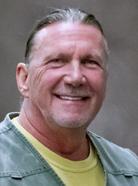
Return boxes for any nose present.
[64,60,86,87]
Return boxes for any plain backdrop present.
[0,0,138,154]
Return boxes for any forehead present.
[30,22,105,62]
[34,22,103,47]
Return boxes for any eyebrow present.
[43,52,72,62]
[43,50,104,65]
[81,54,104,64]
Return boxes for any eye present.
[47,58,65,68]
[50,58,62,63]
[82,59,101,68]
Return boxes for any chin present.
[52,116,92,129]
[46,110,97,129]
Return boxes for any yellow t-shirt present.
[12,117,105,186]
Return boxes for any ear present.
[16,63,29,98]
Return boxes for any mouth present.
[54,94,90,101]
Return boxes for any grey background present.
[0,0,138,154]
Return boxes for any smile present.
[55,95,89,101]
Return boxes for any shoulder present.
[0,113,19,132]
[88,131,138,174]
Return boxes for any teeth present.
[59,96,83,101]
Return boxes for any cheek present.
[88,71,107,93]
[29,68,64,94]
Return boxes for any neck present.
[18,102,91,160]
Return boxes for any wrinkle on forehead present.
[30,22,107,67]
[33,22,103,49]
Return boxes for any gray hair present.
[25,8,109,63]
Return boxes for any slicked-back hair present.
[25,8,108,64]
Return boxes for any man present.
[0,8,137,186]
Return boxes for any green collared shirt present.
[0,113,137,186]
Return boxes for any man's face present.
[26,22,107,129]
